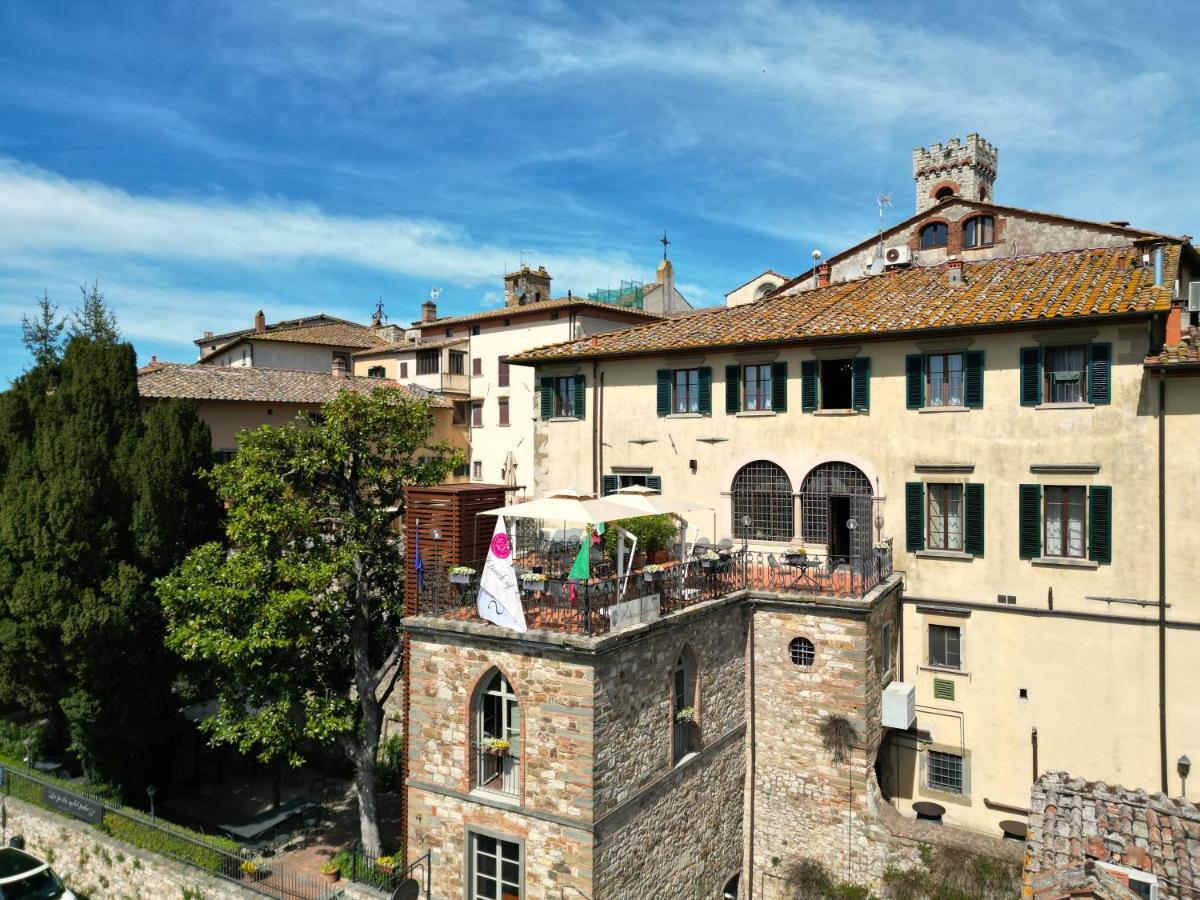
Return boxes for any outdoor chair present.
[692,538,712,556]
[766,554,780,589]
[716,538,734,551]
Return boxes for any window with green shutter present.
[572,374,586,418]
[697,367,712,415]
[964,483,985,556]
[905,482,924,553]
[646,475,663,492]
[1018,483,1042,559]
[1088,485,1112,564]
[771,361,788,411]
[656,369,671,417]
[540,376,554,420]
[725,365,740,413]
[1088,343,1111,404]
[905,354,924,409]
[964,350,984,409]
[601,474,619,496]
[801,360,819,411]
[1019,347,1042,406]
[852,357,871,410]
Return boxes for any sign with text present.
[42,784,103,824]
[607,593,661,631]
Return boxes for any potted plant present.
[481,737,510,757]
[374,855,397,875]
[319,860,341,884]
[675,706,697,723]
[782,546,807,566]
[642,563,665,583]
[520,572,547,592]
[241,860,265,882]
[700,550,723,570]
[448,565,476,585]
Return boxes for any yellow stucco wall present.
[525,319,1200,834]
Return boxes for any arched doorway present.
[800,462,873,563]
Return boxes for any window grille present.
[789,637,815,667]
[731,461,793,542]
[927,750,963,794]
[800,462,872,544]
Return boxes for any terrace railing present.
[413,543,893,636]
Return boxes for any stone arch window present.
[672,647,699,764]
[473,668,520,796]
[935,186,955,202]
[800,462,873,559]
[962,215,995,249]
[789,636,815,667]
[920,222,948,249]
[732,460,794,542]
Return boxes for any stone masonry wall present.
[749,585,906,896]
[591,600,748,899]
[405,628,596,899]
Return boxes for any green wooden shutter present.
[656,369,671,417]
[698,367,712,415]
[964,350,985,409]
[646,475,662,492]
[540,376,554,420]
[852,357,871,410]
[573,374,585,418]
[933,678,955,701]
[1088,343,1111,405]
[905,354,924,409]
[905,482,924,553]
[1019,484,1042,559]
[801,360,818,411]
[1020,347,1042,406]
[964,483,985,556]
[1089,485,1112,564]
[771,361,788,412]
[601,475,618,496]
[725,365,741,414]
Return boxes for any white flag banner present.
[477,516,527,633]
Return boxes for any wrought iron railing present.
[672,720,699,764]
[413,543,894,636]
[474,743,519,797]
[345,845,430,897]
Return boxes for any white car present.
[0,848,75,900]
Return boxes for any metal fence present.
[345,845,430,898]
[0,760,341,900]
[414,543,894,635]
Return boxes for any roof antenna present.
[519,249,534,268]
[430,287,441,303]
[871,194,893,275]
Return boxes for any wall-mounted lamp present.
[689,459,697,474]
[1179,755,1191,796]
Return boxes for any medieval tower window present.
[935,186,955,202]
[672,648,699,764]
[474,669,520,797]
[788,637,815,667]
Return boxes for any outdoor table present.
[780,555,818,590]
[215,799,310,843]
[912,801,945,823]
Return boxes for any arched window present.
[789,636,815,667]
[935,186,955,202]
[962,215,995,249]
[920,222,948,249]
[673,648,698,764]
[754,281,779,300]
[732,461,793,542]
[800,462,873,559]
[474,669,520,796]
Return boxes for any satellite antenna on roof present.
[430,287,442,303]
[519,249,535,268]
[869,194,894,276]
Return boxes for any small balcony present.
[440,372,469,394]
[411,543,894,637]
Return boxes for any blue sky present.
[2,0,1198,381]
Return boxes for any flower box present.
[481,738,510,757]
[521,577,547,592]
[320,863,341,884]
[449,574,473,585]
[374,856,397,875]
[642,568,665,583]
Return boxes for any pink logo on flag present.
[490,532,512,559]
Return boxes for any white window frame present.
[928,623,962,670]
[466,829,524,900]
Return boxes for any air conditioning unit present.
[882,681,916,729]
[1187,282,1200,313]
[884,246,911,266]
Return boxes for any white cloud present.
[0,159,639,294]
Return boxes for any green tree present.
[159,388,462,854]
[0,288,220,793]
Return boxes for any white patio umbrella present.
[478,491,635,524]
[607,486,713,574]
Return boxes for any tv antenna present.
[871,194,894,275]
[430,287,442,303]
[519,249,535,268]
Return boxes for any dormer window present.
[920,222,948,249]
[962,216,994,249]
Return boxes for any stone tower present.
[912,133,997,213]
[503,265,552,307]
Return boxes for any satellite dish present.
[868,256,885,275]
[390,879,421,900]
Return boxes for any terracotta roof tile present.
[417,297,662,328]
[1145,324,1200,367]
[512,245,1176,362]
[138,363,448,406]
[353,336,469,358]
[242,322,385,348]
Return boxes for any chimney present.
[331,356,347,379]
[947,259,965,286]
[1167,299,1183,347]
[254,310,266,333]
[421,300,437,323]
[203,330,213,339]
[816,263,831,288]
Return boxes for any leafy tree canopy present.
[159,387,462,853]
